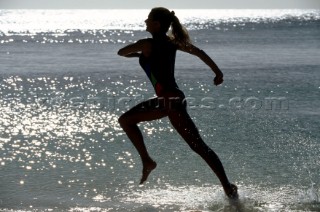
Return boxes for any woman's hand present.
[213,72,224,86]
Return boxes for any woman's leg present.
[118,97,167,184]
[168,109,238,198]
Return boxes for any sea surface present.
[0,9,320,211]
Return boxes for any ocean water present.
[0,9,320,211]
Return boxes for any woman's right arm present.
[179,43,224,86]
[118,39,152,58]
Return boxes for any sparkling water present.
[0,9,319,211]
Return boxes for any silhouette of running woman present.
[118,7,238,198]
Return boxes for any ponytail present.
[170,11,191,46]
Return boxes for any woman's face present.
[145,13,160,34]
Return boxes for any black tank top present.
[139,37,179,96]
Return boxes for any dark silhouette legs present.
[118,97,238,198]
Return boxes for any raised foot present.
[139,160,157,184]
[225,183,238,199]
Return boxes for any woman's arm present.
[179,43,224,86]
[118,39,152,58]
[121,53,141,58]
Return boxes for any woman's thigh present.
[120,97,168,124]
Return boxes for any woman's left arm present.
[179,43,224,86]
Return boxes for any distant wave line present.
[0,9,319,34]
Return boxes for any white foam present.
[120,184,320,211]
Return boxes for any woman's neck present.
[152,32,167,40]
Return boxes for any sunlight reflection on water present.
[0,75,149,173]
[1,9,319,44]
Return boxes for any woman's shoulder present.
[135,38,153,57]
[137,38,153,43]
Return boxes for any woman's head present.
[148,7,173,33]
[146,7,190,46]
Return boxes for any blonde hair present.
[150,7,191,46]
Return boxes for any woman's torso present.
[139,36,180,96]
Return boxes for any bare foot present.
[224,183,238,199]
[139,160,157,184]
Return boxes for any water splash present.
[118,184,320,211]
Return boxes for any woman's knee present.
[118,113,137,129]
[118,113,129,128]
